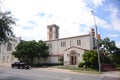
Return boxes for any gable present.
[63,46,87,52]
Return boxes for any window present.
[77,40,81,45]
[48,43,52,48]
[7,43,12,51]
[61,41,66,47]
[50,28,52,32]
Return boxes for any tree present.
[83,50,98,69]
[0,11,15,43]
[109,47,120,65]
[12,40,49,65]
[37,40,49,64]
[12,40,38,64]
[98,37,120,66]
[98,37,116,54]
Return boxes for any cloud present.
[3,0,93,40]
[3,0,120,43]
[116,41,120,48]
[84,0,105,8]
[107,5,120,31]
[93,0,105,7]
[107,34,119,38]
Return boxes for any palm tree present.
[98,38,116,54]
[0,11,15,43]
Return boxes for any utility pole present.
[91,0,101,73]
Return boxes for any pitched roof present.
[45,34,90,42]
[63,46,88,51]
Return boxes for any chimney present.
[97,34,101,40]
[90,28,95,37]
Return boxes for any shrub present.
[78,62,85,68]
[83,50,98,68]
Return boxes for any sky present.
[1,0,120,48]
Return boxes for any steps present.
[102,64,116,71]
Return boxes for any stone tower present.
[47,24,59,40]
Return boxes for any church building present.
[0,24,100,67]
[44,24,98,67]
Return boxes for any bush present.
[101,56,111,64]
[109,54,120,66]
[83,50,98,69]
[78,62,85,68]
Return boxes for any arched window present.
[7,43,12,51]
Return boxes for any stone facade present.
[47,24,59,40]
[45,34,96,67]
[0,37,21,66]
[45,24,96,67]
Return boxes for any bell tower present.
[47,24,59,40]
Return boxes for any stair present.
[102,64,116,71]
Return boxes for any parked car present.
[11,61,30,69]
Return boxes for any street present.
[0,67,120,80]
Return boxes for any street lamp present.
[91,0,101,73]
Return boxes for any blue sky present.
[2,0,120,48]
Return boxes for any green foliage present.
[101,56,111,64]
[37,40,49,62]
[78,62,86,68]
[12,40,49,64]
[83,50,98,69]
[109,48,120,65]
[98,37,120,67]
[0,11,15,43]
[98,37,116,54]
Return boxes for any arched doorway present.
[69,50,77,65]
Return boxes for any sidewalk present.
[32,67,71,73]
[101,71,120,80]
[0,63,11,67]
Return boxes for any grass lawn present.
[57,66,100,74]
[56,65,120,74]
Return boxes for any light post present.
[91,0,101,73]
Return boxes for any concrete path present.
[101,71,120,80]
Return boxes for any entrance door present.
[70,51,77,65]
[71,56,76,65]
